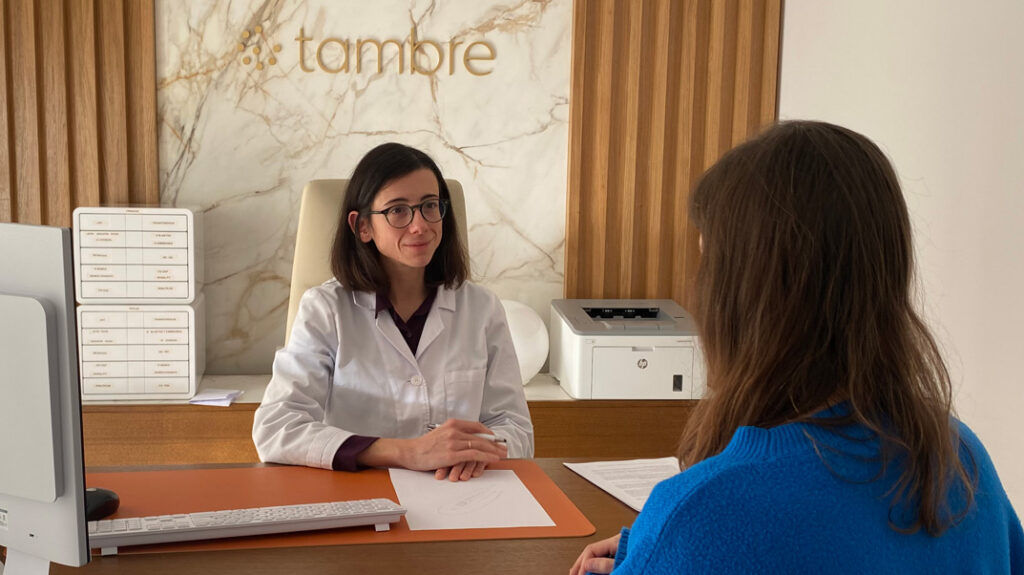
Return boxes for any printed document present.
[389,468,555,531]
[564,457,681,512]
[188,388,244,407]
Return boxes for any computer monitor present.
[0,223,90,574]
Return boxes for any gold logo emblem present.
[238,25,282,70]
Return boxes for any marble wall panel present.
[156,0,571,373]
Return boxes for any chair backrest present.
[285,178,467,344]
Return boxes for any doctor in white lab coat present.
[253,143,533,481]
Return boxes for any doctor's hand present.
[356,419,507,479]
[570,533,621,575]
[422,419,507,481]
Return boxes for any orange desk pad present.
[86,460,595,554]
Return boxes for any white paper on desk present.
[188,388,244,407]
[564,457,681,512]
[388,468,555,530]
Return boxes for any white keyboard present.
[88,498,406,553]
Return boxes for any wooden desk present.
[53,459,637,575]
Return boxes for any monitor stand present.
[0,549,52,575]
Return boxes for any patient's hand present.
[570,533,621,575]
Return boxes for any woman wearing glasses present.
[254,143,533,481]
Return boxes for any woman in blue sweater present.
[571,121,1023,574]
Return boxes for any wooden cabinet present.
[529,399,695,459]
[81,376,697,467]
[82,403,261,467]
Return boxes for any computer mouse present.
[84,487,120,521]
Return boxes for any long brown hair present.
[678,120,974,535]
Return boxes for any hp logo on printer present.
[637,359,648,369]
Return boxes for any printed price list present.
[79,308,192,396]
[76,212,192,301]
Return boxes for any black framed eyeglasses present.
[366,199,448,229]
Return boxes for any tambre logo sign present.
[237,23,496,76]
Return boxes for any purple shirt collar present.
[375,288,438,355]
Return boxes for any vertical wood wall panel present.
[565,2,587,298]
[9,0,41,223]
[0,0,12,221]
[96,0,129,206]
[731,0,756,144]
[587,1,616,295]
[702,0,726,170]
[67,0,101,210]
[643,0,671,297]
[617,0,642,295]
[566,0,782,308]
[760,0,781,127]
[670,0,706,310]
[125,0,158,207]
[40,0,70,227]
[0,0,157,226]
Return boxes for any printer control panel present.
[583,307,660,319]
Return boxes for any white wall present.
[779,0,1024,507]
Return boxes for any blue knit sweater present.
[610,414,1023,574]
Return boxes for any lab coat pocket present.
[443,368,486,421]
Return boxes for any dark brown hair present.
[678,120,974,535]
[331,143,469,293]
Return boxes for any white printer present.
[548,299,705,400]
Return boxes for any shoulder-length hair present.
[678,120,974,536]
[331,143,469,294]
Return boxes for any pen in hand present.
[425,423,508,445]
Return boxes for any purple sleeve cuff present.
[331,435,380,472]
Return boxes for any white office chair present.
[285,179,467,345]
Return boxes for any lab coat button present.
[410,375,424,386]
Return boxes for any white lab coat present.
[252,279,534,469]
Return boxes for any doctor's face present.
[358,168,443,275]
